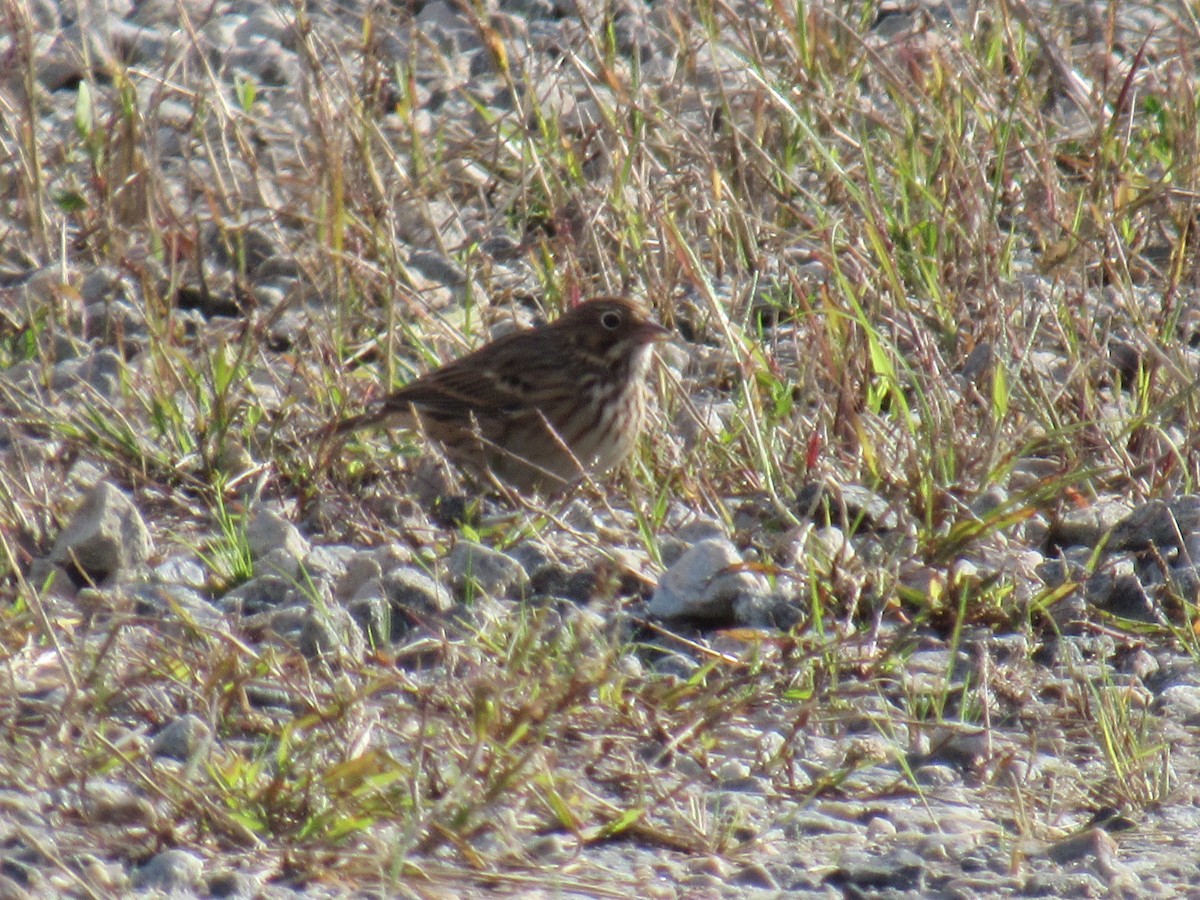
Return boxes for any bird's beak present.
[637,321,672,344]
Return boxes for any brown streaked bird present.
[327,297,671,493]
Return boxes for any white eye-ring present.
[600,310,622,330]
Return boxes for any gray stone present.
[0,873,31,899]
[349,594,390,647]
[796,481,899,532]
[920,727,990,771]
[133,849,203,893]
[731,862,779,890]
[416,1,475,52]
[84,780,156,827]
[221,574,293,615]
[245,508,309,563]
[1085,571,1155,621]
[152,555,209,589]
[732,592,804,630]
[50,481,153,583]
[51,348,123,396]
[449,542,527,598]
[229,40,299,88]
[1156,684,1200,726]
[674,516,727,545]
[1043,826,1118,865]
[300,603,366,665]
[257,547,302,581]
[648,538,768,623]
[126,583,223,629]
[377,567,454,615]
[913,763,960,786]
[302,544,356,583]
[205,870,262,898]
[830,849,927,893]
[1049,497,1134,549]
[408,250,466,286]
[1109,496,1200,552]
[338,555,384,600]
[79,265,131,305]
[807,525,855,567]
[152,714,211,761]
[501,0,555,16]
[84,298,146,346]
[649,650,701,679]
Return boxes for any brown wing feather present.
[349,326,570,428]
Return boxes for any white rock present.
[50,481,152,582]
[649,538,767,622]
[246,507,309,563]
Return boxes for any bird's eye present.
[600,310,622,330]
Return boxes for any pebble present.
[220,574,294,615]
[448,541,528,598]
[151,714,211,761]
[829,849,928,893]
[48,480,153,584]
[648,538,768,623]
[132,849,203,893]
[376,566,455,616]
[51,347,123,396]
[300,601,366,664]
[5,0,1200,895]
[245,507,310,563]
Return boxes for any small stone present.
[85,781,156,827]
[796,481,898,532]
[205,870,261,898]
[84,298,146,346]
[675,516,727,545]
[0,873,31,899]
[913,764,960,786]
[220,575,293,615]
[126,583,224,629]
[1085,572,1154,621]
[448,541,527,598]
[338,554,384,600]
[807,525,854,566]
[52,349,123,396]
[1044,827,1118,865]
[257,547,302,580]
[303,544,356,583]
[1048,498,1134,550]
[348,594,390,647]
[151,714,211,761]
[1117,646,1159,681]
[828,849,927,893]
[922,727,990,771]
[717,758,752,783]
[378,567,455,616]
[648,650,701,679]
[245,508,309,562]
[1108,496,1200,552]
[733,592,804,630]
[1156,684,1200,726]
[648,538,768,623]
[867,816,897,839]
[732,862,779,889]
[407,250,466,286]
[527,563,600,604]
[133,849,203,893]
[300,603,366,665]
[50,481,153,584]
[152,555,209,589]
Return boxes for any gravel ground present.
[4,0,1200,897]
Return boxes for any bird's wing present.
[378,333,551,421]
